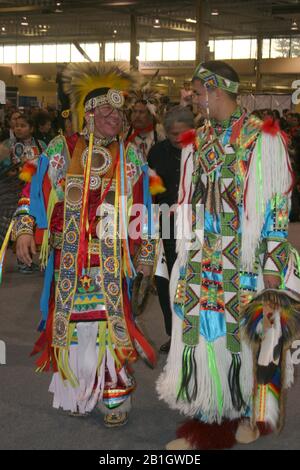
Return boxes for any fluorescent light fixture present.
[186,18,197,24]
[211,10,219,16]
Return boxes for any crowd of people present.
[0,60,300,450]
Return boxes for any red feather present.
[262,117,280,136]
[179,129,196,147]
[177,419,240,450]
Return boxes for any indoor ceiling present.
[0,0,300,44]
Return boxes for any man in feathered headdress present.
[125,77,165,161]
[13,63,156,427]
[157,60,300,449]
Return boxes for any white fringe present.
[241,132,292,271]
[240,340,254,399]
[49,323,130,414]
[156,261,253,422]
[156,318,253,422]
[284,349,294,389]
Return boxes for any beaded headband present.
[193,64,239,94]
[84,88,125,112]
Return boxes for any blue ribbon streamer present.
[141,164,154,238]
[29,153,49,229]
[38,249,54,331]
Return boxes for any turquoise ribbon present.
[29,153,49,229]
[142,163,154,238]
[38,249,54,331]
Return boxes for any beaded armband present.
[11,214,35,241]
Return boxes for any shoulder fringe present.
[241,131,292,271]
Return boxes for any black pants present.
[290,187,300,222]
[155,237,177,336]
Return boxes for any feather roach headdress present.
[126,70,162,120]
[62,63,140,132]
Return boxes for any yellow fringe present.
[53,347,64,381]
[80,130,94,238]
[60,323,79,388]
[97,321,107,371]
[107,326,122,370]
[62,348,79,388]
[39,188,59,269]
[53,345,79,389]
[0,220,13,262]
[114,158,120,277]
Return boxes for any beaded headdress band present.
[193,64,240,94]
[84,88,125,112]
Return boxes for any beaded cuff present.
[11,214,35,241]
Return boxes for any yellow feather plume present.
[62,63,140,132]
